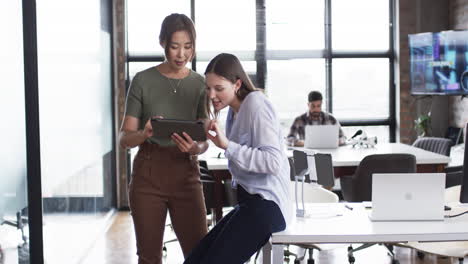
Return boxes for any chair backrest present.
[288,157,296,181]
[288,157,339,203]
[348,153,417,202]
[412,137,453,156]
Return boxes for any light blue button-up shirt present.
[225,91,292,226]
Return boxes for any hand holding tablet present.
[151,118,207,141]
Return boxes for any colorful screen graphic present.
[409,30,468,95]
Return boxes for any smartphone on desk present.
[151,118,207,141]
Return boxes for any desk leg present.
[272,244,283,264]
[262,241,271,264]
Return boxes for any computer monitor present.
[460,123,468,203]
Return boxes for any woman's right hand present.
[143,116,163,139]
[206,120,229,150]
[142,118,154,139]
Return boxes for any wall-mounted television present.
[409,30,468,95]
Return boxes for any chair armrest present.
[200,167,211,175]
[200,173,215,182]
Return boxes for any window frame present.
[125,0,396,142]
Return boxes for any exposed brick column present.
[449,0,468,131]
[398,0,419,144]
[113,0,128,208]
[398,0,451,143]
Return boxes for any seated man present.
[287,91,346,147]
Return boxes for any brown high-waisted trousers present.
[129,142,208,264]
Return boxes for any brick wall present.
[398,0,450,143]
[112,0,128,208]
[449,0,468,132]
[399,0,423,144]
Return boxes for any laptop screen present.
[304,125,339,149]
[371,173,445,221]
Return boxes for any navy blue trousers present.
[184,186,286,264]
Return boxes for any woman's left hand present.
[172,132,200,155]
[206,120,229,150]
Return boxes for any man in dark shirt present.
[287,91,346,147]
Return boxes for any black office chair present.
[163,161,216,254]
[340,153,416,264]
[412,136,453,156]
[340,153,416,202]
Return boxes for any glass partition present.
[0,1,30,263]
[36,0,113,263]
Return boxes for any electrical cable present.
[445,210,468,218]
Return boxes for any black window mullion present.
[22,0,44,263]
[256,0,266,89]
[325,0,332,113]
[389,0,396,142]
[341,119,392,127]
[326,0,395,141]
[127,55,165,62]
[331,51,391,58]
[191,0,196,72]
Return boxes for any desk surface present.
[272,203,468,244]
[201,143,451,170]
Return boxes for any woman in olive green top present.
[119,13,208,264]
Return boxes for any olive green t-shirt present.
[124,66,207,146]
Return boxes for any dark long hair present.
[204,53,257,118]
[159,13,196,61]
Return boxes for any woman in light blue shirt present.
[184,53,292,264]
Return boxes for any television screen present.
[409,30,468,95]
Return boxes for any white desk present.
[262,203,468,264]
[201,143,450,170]
[200,143,451,222]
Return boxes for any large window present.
[127,0,190,56]
[36,1,114,263]
[126,0,395,142]
[332,0,389,51]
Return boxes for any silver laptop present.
[369,173,445,221]
[304,125,339,149]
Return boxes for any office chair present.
[162,161,216,254]
[162,159,238,255]
[412,136,462,188]
[340,153,416,264]
[412,136,453,156]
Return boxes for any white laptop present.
[369,173,446,221]
[304,125,339,149]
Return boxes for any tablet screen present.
[151,118,207,141]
